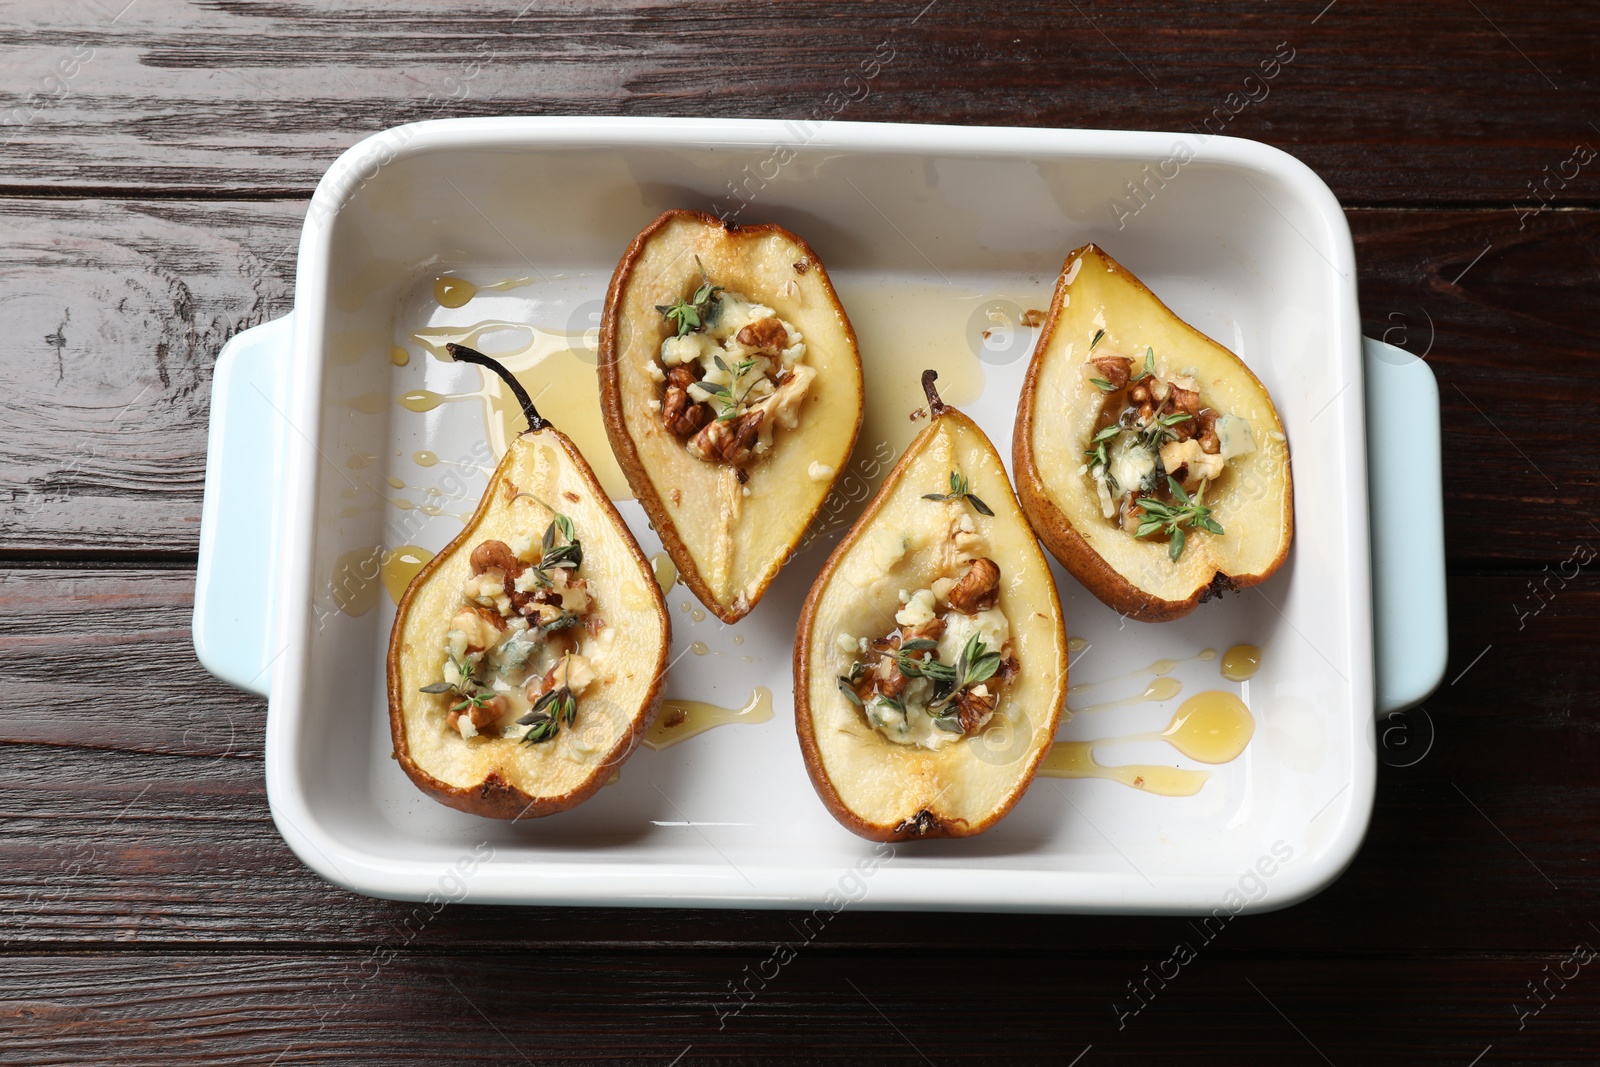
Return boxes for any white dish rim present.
[266,116,1373,913]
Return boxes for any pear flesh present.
[388,425,670,820]
[601,210,863,623]
[1013,244,1293,621]
[796,383,1067,841]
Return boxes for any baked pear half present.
[1014,244,1293,622]
[388,346,670,819]
[795,372,1068,842]
[599,209,864,623]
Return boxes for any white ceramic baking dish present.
[193,118,1446,913]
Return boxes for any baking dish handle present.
[193,313,294,698]
[1363,336,1448,714]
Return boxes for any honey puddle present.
[1040,691,1256,797]
[406,319,631,500]
[433,274,540,308]
[1069,649,1217,695]
[1221,643,1262,681]
[1069,675,1183,714]
[1039,742,1211,797]
[643,688,774,751]
[331,544,436,617]
[650,552,678,592]
[380,545,434,605]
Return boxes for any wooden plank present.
[0,199,299,556]
[0,0,1595,204]
[1,567,1594,952]
[1350,207,1600,563]
[0,199,1595,562]
[1,952,1596,1064]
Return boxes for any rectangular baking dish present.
[194,118,1445,913]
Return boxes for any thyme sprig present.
[523,514,583,590]
[1134,476,1224,561]
[699,354,763,421]
[1084,423,1122,472]
[922,470,994,517]
[1132,346,1156,382]
[890,637,955,683]
[518,683,579,744]
[419,656,499,715]
[933,633,1002,706]
[655,256,723,337]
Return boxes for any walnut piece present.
[946,557,1001,614]
[736,317,788,353]
[470,539,519,576]
[1091,355,1133,391]
[687,409,765,466]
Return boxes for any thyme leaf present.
[922,470,994,516]
[654,258,724,337]
[519,683,579,745]
[1133,477,1225,561]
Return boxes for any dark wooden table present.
[3,1,1597,1062]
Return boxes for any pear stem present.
[921,368,948,416]
[447,343,547,432]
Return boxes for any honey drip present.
[1038,743,1211,797]
[407,320,630,500]
[1070,649,1217,694]
[1069,675,1182,714]
[1221,644,1262,681]
[399,389,479,413]
[434,276,478,308]
[389,345,410,367]
[1041,690,1256,796]
[643,688,774,751]
[650,552,678,592]
[380,545,434,605]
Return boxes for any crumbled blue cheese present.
[870,529,910,570]
[937,607,1010,666]
[808,460,836,482]
[895,588,938,627]
[1107,436,1156,496]
[1215,413,1256,461]
[836,632,869,654]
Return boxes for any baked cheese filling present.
[836,556,1019,751]
[1078,343,1257,559]
[651,278,814,471]
[420,515,607,748]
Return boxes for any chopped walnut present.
[663,385,711,437]
[736,316,788,353]
[687,409,764,466]
[1091,355,1133,391]
[470,540,520,577]
[955,686,997,732]
[946,557,1001,614]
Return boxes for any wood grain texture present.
[0,199,298,557]
[0,199,1595,562]
[0,0,1595,204]
[2,568,1594,955]
[2,952,1597,1065]
[1,3,1596,1061]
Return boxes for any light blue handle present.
[1363,337,1448,713]
[193,313,294,698]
